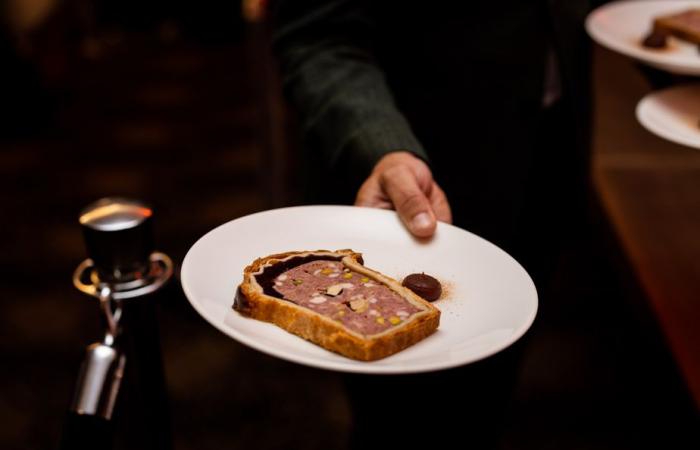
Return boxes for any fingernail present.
[411,212,432,231]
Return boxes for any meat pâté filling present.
[253,256,423,336]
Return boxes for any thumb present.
[380,166,437,237]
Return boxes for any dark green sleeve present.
[271,0,427,181]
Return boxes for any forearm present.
[271,0,427,176]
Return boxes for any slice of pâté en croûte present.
[234,249,440,361]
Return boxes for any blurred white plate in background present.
[586,1,700,76]
[636,83,700,149]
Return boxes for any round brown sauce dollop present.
[642,29,668,49]
[402,273,442,302]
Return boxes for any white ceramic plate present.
[636,83,700,148]
[181,205,537,374]
[586,1,700,76]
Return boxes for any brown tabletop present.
[593,46,700,406]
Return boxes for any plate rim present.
[180,205,538,374]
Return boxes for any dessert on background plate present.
[642,8,700,50]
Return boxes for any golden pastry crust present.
[234,249,440,361]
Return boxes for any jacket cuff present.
[343,116,429,173]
